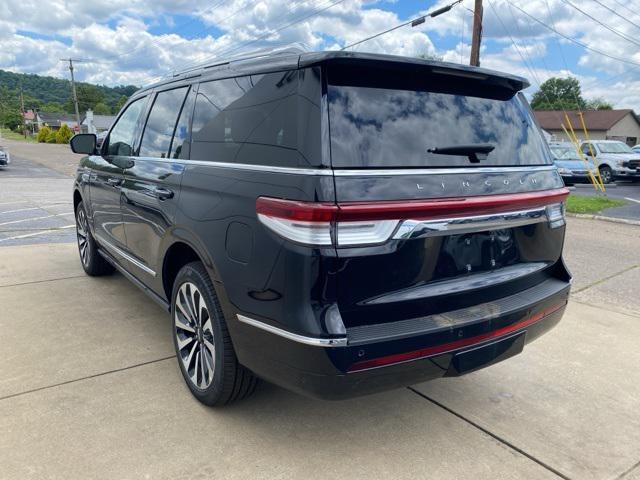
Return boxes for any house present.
[36,112,81,132]
[534,109,640,146]
[81,110,116,134]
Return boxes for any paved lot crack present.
[407,387,571,480]
[0,275,86,289]
[0,357,174,403]
[571,264,639,294]
[616,459,640,480]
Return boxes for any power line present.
[508,2,640,69]
[557,0,640,49]
[161,0,347,80]
[589,0,640,33]
[341,0,463,51]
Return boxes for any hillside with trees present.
[0,69,138,117]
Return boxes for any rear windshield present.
[327,84,552,168]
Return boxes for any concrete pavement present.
[1,220,639,479]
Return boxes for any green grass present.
[566,194,626,214]
[0,128,36,143]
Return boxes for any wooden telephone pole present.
[469,0,483,67]
[61,58,83,132]
[19,86,26,138]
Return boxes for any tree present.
[114,95,128,112]
[55,124,73,144]
[66,84,105,113]
[1,109,23,131]
[41,102,65,113]
[93,102,111,115]
[585,97,613,110]
[530,77,586,110]
[37,126,51,142]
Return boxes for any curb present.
[567,212,640,226]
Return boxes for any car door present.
[120,85,193,282]
[90,96,148,250]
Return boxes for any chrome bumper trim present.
[236,314,348,347]
[393,207,550,240]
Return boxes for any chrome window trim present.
[393,206,551,240]
[95,234,157,277]
[332,165,557,176]
[171,159,333,176]
[236,314,348,347]
[165,159,556,177]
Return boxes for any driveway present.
[1,154,639,479]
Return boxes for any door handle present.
[154,187,174,200]
[107,177,123,187]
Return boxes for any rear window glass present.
[328,85,552,168]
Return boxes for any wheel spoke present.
[176,333,195,350]
[175,309,195,333]
[199,346,206,387]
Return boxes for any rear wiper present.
[427,143,495,163]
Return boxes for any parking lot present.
[574,182,640,222]
[1,151,640,479]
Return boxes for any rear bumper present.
[230,277,570,400]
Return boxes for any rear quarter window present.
[328,85,552,168]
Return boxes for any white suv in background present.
[580,140,640,183]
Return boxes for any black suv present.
[70,50,571,406]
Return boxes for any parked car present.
[70,50,571,406]
[0,146,10,167]
[579,140,640,183]
[549,142,595,186]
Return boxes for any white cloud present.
[2,0,640,110]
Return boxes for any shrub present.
[37,126,51,143]
[55,124,73,144]
[46,129,57,143]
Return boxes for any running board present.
[97,248,171,312]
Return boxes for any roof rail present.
[171,44,308,78]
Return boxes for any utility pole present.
[60,58,83,132]
[469,0,483,67]
[19,86,26,139]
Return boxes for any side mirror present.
[70,134,97,155]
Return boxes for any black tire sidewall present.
[600,166,613,184]
[171,262,228,404]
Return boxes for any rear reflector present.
[348,302,566,372]
[256,188,569,247]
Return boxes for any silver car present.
[0,147,10,167]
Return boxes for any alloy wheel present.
[76,207,90,266]
[600,167,612,184]
[174,282,215,389]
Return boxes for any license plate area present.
[445,331,526,376]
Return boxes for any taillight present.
[256,187,569,247]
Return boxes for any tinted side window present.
[169,87,196,159]
[107,98,146,156]
[191,71,299,165]
[139,87,189,158]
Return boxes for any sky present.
[2,0,640,109]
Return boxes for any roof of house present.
[82,114,116,130]
[23,110,35,121]
[534,109,637,131]
[37,112,81,125]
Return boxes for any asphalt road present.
[0,155,75,246]
[573,181,640,221]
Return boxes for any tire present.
[171,261,258,406]
[75,201,114,276]
[599,165,613,184]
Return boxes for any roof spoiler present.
[299,51,529,93]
